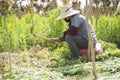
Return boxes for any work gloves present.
[49,38,61,42]
[49,36,65,42]
[49,31,67,42]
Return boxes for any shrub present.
[0,8,67,52]
[93,15,120,47]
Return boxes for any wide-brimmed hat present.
[56,5,80,20]
[0,0,4,2]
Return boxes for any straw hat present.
[56,5,80,20]
[0,0,4,2]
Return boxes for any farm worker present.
[51,5,97,58]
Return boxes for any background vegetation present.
[93,15,120,48]
[0,8,120,80]
[0,8,67,52]
[0,8,120,52]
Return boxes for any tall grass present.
[0,8,120,52]
[93,15,120,47]
[0,8,67,52]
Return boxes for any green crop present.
[93,15,120,47]
[0,8,67,52]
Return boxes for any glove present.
[59,31,67,41]
[49,38,61,42]
[59,36,65,41]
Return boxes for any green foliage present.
[93,15,120,47]
[1,8,120,52]
[99,40,117,52]
[48,46,90,76]
[97,73,120,80]
[50,64,90,76]
[48,45,88,67]
[0,8,67,52]
[33,8,67,50]
[96,49,120,61]
[96,40,120,61]
[0,14,33,52]
[48,40,120,77]
[49,40,119,66]
[96,58,120,73]
[4,57,65,80]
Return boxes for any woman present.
[52,5,97,58]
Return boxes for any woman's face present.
[64,16,71,23]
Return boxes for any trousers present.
[65,35,88,58]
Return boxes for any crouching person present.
[51,5,97,58]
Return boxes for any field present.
[0,47,120,80]
[0,8,120,80]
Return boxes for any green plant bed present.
[96,49,120,61]
[49,40,120,66]
[93,15,120,46]
[0,8,67,52]
[96,58,120,73]
[50,64,90,76]
[97,72,120,80]
[95,40,120,61]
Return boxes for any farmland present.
[0,6,120,80]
